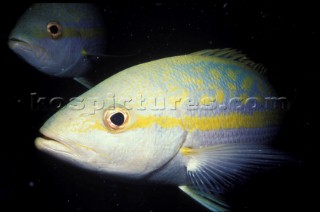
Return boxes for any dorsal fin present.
[190,48,267,75]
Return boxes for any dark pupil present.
[49,25,59,34]
[110,112,125,126]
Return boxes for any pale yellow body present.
[36,50,282,211]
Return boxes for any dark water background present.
[1,1,318,211]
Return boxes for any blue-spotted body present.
[35,49,285,211]
[8,3,106,86]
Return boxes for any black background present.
[1,1,318,211]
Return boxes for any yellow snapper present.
[35,49,285,211]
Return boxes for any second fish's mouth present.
[9,37,25,42]
[8,37,29,46]
[8,37,34,52]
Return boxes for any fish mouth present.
[8,36,51,73]
[8,36,46,58]
[35,130,78,160]
[8,37,32,51]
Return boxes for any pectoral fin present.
[73,77,94,89]
[81,48,140,59]
[179,143,287,211]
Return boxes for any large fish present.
[35,49,286,211]
[8,3,107,88]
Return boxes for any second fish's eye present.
[47,22,62,39]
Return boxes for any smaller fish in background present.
[8,3,107,88]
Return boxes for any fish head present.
[35,71,186,179]
[8,3,106,77]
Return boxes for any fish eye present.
[47,22,62,39]
[110,112,125,126]
[103,107,130,132]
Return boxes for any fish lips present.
[8,37,35,54]
[35,130,79,162]
[8,37,48,69]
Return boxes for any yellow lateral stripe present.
[129,116,182,130]
[129,111,279,131]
